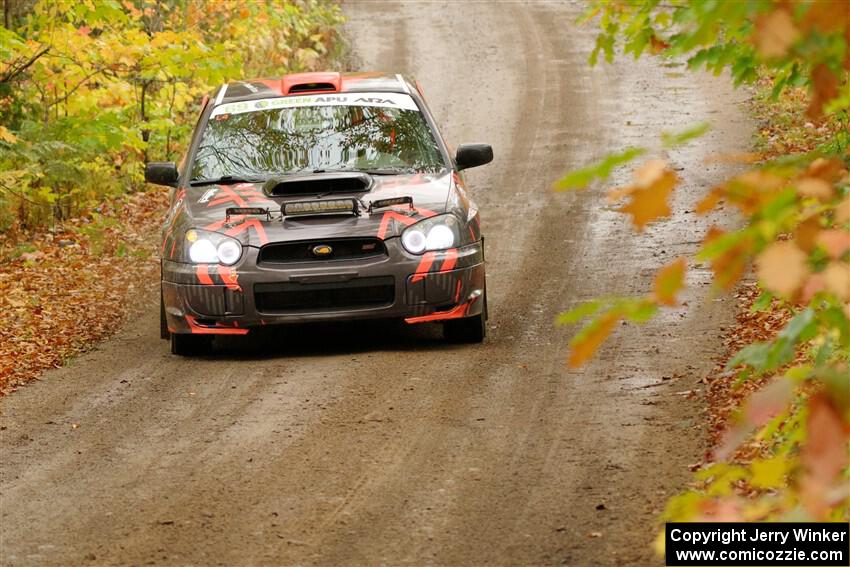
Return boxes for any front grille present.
[255,276,395,313]
[258,238,387,264]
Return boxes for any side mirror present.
[455,144,493,171]
[145,162,179,187]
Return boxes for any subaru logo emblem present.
[311,244,333,257]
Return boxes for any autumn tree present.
[0,0,342,230]
[558,0,849,531]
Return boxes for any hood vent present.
[263,172,372,197]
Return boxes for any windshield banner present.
[211,92,419,116]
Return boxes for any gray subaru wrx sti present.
[145,72,492,355]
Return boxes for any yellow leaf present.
[756,241,809,298]
[568,312,620,368]
[653,257,687,306]
[0,126,17,144]
[750,455,788,489]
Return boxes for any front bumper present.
[162,239,485,335]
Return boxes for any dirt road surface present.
[1,2,750,565]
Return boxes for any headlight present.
[183,229,243,265]
[401,214,466,254]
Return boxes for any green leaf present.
[727,342,772,371]
[750,290,773,312]
[623,299,658,323]
[661,122,710,148]
[556,300,604,325]
[554,147,646,191]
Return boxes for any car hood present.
[177,171,454,247]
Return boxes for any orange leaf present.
[753,9,799,58]
[808,64,840,119]
[756,241,810,298]
[801,394,849,519]
[649,35,671,55]
[704,226,751,290]
[568,312,620,368]
[817,229,850,259]
[793,214,822,253]
[837,196,850,224]
[806,157,846,183]
[653,257,687,306]
[634,159,667,187]
[619,169,678,231]
[796,177,834,200]
[745,378,793,428]
[823,262,850,300]
[801,273,826,303]
[800,0,849,34]
[695,186,724,214]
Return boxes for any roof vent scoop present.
[288,83,335,94]
[282,72,342,95]
[263,172,372,197]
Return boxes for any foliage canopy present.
[560,0,849,530]
[0,0,342,231]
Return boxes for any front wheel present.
[443,312,486,343]
[443,291,487,344]
[170,333,213,356]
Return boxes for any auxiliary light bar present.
[281,198,359,217]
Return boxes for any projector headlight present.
[401,214,466,254]
[182,229,243,265]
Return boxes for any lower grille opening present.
[255,276,395,313]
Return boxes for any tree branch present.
[0,45,50,84]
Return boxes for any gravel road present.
[0,2,751,565]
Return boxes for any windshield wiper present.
[189,175,267,186]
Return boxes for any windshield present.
[191,93,446,181]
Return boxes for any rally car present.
[146,72,492,355]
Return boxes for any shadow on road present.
[209,319,464,360]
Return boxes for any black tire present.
[160,289,169,340]
[443,312,486,343]
[170,333,213,356]
[444,286,488,344]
